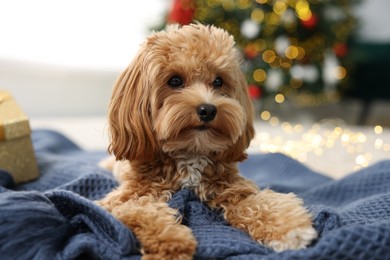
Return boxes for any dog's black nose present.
[197,104,217,122]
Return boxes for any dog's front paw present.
[224,190,318,252]
[108,197,197,259]
[263,225,317,252]
[141,223,197,260]
[251,190,318,251]
[256,191,318,251]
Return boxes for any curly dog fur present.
[98,23,317,259]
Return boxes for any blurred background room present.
[1,0,389,179]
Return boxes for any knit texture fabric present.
[1,129,390,259]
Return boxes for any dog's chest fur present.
[175,155,211,189]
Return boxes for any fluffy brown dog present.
[98,23,317,259]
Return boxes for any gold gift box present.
[0,90,39,184]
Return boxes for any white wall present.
[353,0,390,43]
[0,59,117,116]
[0,0,169,116]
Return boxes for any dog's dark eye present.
[168,76,184,88]
[212,77,223,89]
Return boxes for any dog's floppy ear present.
[219,70,255,162]
[108,44,159,162]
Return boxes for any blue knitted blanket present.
[1,130,390,259]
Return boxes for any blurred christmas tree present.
[159,0,356,107]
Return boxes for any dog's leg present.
[98,188,196,259]
[213,179,317,252]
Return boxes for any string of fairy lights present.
[193,0,356,105]
[249,111,389,177]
